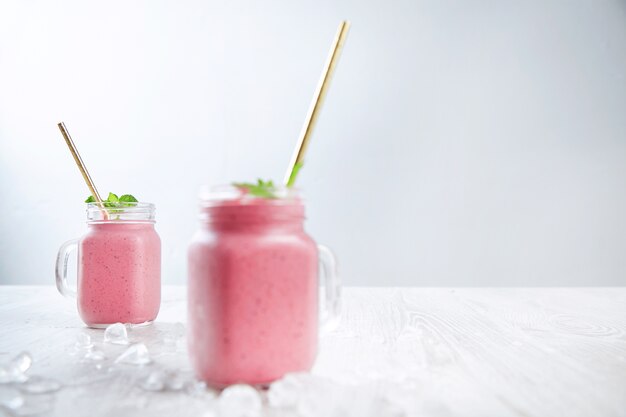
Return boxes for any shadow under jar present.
[55,202,161,327]
[187,186,340,387]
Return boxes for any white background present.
[1,0,625,286]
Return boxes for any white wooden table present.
[0,286,624,417]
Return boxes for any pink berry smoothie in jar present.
[187,185,340,387]
[55,202,161,327]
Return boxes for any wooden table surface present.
[0,286,624,417]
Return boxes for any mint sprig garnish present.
[84,192,139,207]
[233,179,277,198]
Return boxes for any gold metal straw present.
[284,20,351,186]
[57,122,108,218]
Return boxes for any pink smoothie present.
[188,198,319,386]
[78,221,161,327]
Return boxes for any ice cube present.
[218,384,262,417]
[0,386,24,410]
[104,323,129,345]
[12,352,32,375]
[0,352,32,383]
[75,332,94,349]
[139,370,166,392]
[267,373,309,408]
[115,343,151,365]
[19,376,62,394]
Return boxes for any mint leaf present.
[118,194,139,207]
[233,178,277,198]
[119,194,138,203]
[85,195,96,203]
[287,161,304,187]
[119,194,138,207]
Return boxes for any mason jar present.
[55,202,161,327]
[187,186,340,386]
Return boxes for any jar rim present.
[198,184,302,207]
[86,202,155,209]
[86,202,156,221]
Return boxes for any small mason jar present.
[187,186,340,387]
[55,202,161,327]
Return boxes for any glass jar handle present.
[318,244,341,331]
[55,239,78,298]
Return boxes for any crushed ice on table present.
[0,352,32,383]
[104,323,130,345]
[19,376,62,394]
[218,384,262,417]
[0,386,24,410]
[115,343,151,365]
